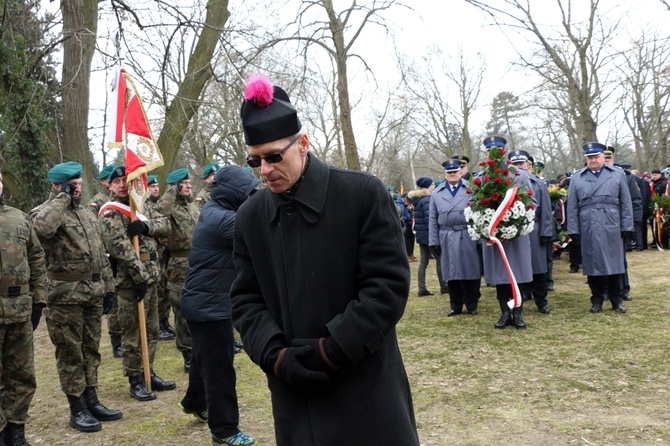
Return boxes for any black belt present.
[0,284,30,297]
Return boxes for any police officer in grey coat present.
[508,151,553,314]
[567,142,634,313]
[429,160,481,316]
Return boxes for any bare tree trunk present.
[60,0,98,198]
[156,0,230,177]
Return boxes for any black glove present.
[568,234,580,243]
[60,182,76,198]
[291,338,341,372]
[127,220,149,237]
[103,292,115,315]
[133,281,148,302]
[429,245,442,257]
[621,231,634,240]
[540,236,552,246]
[273,346,332,390]
[31,303,44,331]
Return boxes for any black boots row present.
[129,371,176,402]
[1,423,30,446]
[67,387,123,433]
[494,302,526,329]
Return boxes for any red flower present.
[466,188,473,194]
[479,161,487,167]
[495,168,502,174]
[481,197,490,206]
[529,204,536,210]
[527,190,533,196]
[514,171,520,176]
[499,148,506,156]
[494,177,502,184]
[484,175,490,182]
[487,159,496,167]
[473,177,482,186]
[503,168,509,175]
[491,192,500,201]
[505,179,512,185]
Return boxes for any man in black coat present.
[179,166,258,446]
[231,74,420,446]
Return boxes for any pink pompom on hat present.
[240,72,302,145]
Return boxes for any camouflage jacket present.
[98,193,171,289]
[30,190,114,304]
[194,183,212,210]
[88,191,109,216]
[157,188,198,282]
[0,198,47,323]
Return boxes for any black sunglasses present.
[246,135,300,168]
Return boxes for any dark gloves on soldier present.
[270,346,332,390]
[60,182,76,198]
[621,231,634,240]
[31,303,45,331]
[291,338,343,373]
[103,291,115,315]
[127,220,149,237]
[568,234,580,243]
[133,281,148,302]
[429,245,441,257]
[540,236,552,246]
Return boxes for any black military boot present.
[129,375,157,401]
[7,422,30,446]
[182,350,192,373]
[512,307,526,329]
[67,394,102,432]
[158,320,175,341]
[494,301,512,329]
[150,370,176,391]
[83,387,123,421]
[590,295,603,313]
[110,334,122,358]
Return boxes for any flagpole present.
[130,203,152,392]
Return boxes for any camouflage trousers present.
[45,302,102,396]
[167,280,192,354]
[157,273,171,323]
[107,296,121,337]
[118,285,158,376]
[0,321,35,429]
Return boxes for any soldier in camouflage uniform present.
[30,162,122,433]
[89,164,123,359]
[0,171,47,446]
[88,164,114,215]
[98,166,176,401]
[194,162,219,210]
[157,168,198,372]
[145,175,175,341]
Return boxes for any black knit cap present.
[240,74,302,146]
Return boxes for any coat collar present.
[265,152,329,224]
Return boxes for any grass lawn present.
[25,247,670,445]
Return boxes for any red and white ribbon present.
[486,187,522,309]
[98,201,148,222]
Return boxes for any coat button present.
[286,206,294,216]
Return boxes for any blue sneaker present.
[212,431,257,445]
[178,402,208,422]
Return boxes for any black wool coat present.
[231,153,419,446]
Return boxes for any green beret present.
[202,162,220,179]
[48,162,82,183]
[107,165,126,182]
[147,175,158,185]
[166,168,190,184]
[98,164,115,180]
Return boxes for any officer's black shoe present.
[110,334,122,358]
[182,350,192,373]
[66,394,102,432]
[622,293,633,301]
[512,308,526,329]
[590,304,602,313]
[83,387,123,421]
[417,290,434,297]
[158,320,176,341]
[538,305,551,314]
[129,375,157,401]
[234,339,244,354]
[569,266,579,273]
[7,422,30,446]
[150,370,176,391]
[440,287,450,295]
[494,311,512,329]
[612,305,627,313]
[467,309,479,315]
[447,310,462,317]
